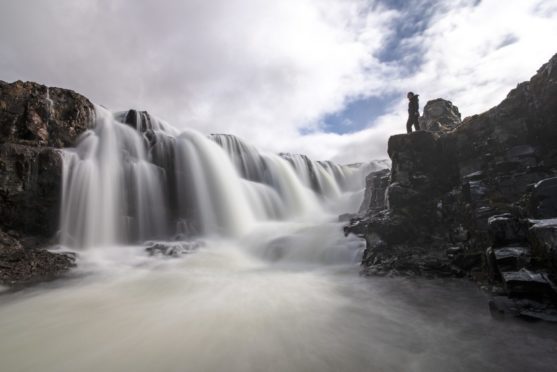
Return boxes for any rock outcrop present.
[0,80,94,286]
[419,98,462,133]
[345,53,557,321]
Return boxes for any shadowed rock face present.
[345,53,557,320]
[419,98,462,133]
[0,81,93,286]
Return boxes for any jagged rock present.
[388,131,458,195]
[0,144,63,237]
[358,168,390,213]
[145,240,204,257]
[492,246,531,272]
[419,98,462,133]
[530,177,557,219]
[0,229,75,286]
[488,214,529,246]
[0,81,92,286]
[0,81,93,238]
[528,219,557,271]
[501,269,557,300]
[0,80,94,148]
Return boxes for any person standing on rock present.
[406,92,420,133]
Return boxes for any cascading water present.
[59,106,368,248]
[2,106,554,372]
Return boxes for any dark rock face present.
[530,177,557,218]
[0,229,75,287]
[346,53,557,320]
[0,80,93,148]
[145,240,204,257]
[419,98,462,133]
[0,144,63,237]
[358,168,390,214]
[0,80,93,286]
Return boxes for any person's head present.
[407,92,414,99]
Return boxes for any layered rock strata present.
[345,53,557,321]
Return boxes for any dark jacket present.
[408,95,419,115]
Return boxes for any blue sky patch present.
[321,93,399,134]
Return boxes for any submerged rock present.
[145,240,204,257]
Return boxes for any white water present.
[1,108,556,371]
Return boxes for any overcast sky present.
[1,0,556,163]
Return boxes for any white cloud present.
[0,0,556,164]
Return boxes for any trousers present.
[406,113,420,133]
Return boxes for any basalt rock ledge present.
[345,53,557,321]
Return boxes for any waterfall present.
[59,106,372,249]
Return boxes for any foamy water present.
[1,222,556,372]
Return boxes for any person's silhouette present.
[406,92,420,133]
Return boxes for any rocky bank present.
[345,53,557,321]
[0,81,93,286]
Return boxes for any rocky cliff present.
[345,53,557,321]
[0,81,94,286]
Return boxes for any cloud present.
[0,0,556,164]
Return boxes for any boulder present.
[388,131,457,195]
[528,219,557,271]
[0,81,93,286]
[0,229,75,286]
[419,98,462,133]
[500,269,557,301]
[0,80,94,148]
[145,240,204,257]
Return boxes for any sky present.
[1,0,556,163]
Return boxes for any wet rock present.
[145,240,204,257]
[500,269,557,300]
[489,296,557,322]
[0,229,75,286]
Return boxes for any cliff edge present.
[0,81,94,286]
[345,53,557,321]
